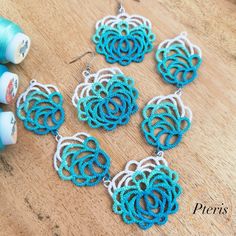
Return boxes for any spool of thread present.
[0,17,31,64]
[0,110,17,150]
[0,65,19,104]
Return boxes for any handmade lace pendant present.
[141,91,192,150]
[72,67,139,131]
[92,6,156,66]
[105,153,182,230]
[156,32,202,88]
[54,132,110,187]
[16,80,65,135]
[16,80,110,187]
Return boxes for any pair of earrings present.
[16,1,202,231]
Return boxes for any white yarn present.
[147,93,193,121]
[16,80,59,108]
[157,32,202,58]
[95,13,152,30]
[53,132,91,171]
[71,67,122,107]
[107,154,168,196]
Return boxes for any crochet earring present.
[70,51,139,131]
[105,152,181,230]
[92,0,156,66]
[155,32,202,87]
[16,80,110,187]
[144,32,202,149]
[120,32,201,229]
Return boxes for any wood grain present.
[0,0,235,235]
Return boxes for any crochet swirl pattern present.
[16,81,65,135]
[156,32,202,88]
[141,93,192,150]
[93,13,156,66]
[72,68,138,131]
[54,133,110,187]
[107,156,181,230]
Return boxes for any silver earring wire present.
[69,51,96,77]
[117,0,140,14]
[118,0,125,13]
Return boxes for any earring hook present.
[117,0,140,14]
[119,0,125,13]
[69,51,96,77]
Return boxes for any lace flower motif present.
[72,68,138,131]
[108,155,181,230]
[16,81,65,135]
[141,93,192,150]
[156,32,202,87]
[54,133,110,187]
[93,13,156,66]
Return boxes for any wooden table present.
[0,0,235,235]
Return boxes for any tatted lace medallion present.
[16,80,65,135]
[107,154,182,230]
[156,32,202,88]
[93,13,156,66]
[72,68,138,131]
[54,132,110,187]
[141,93,192,150]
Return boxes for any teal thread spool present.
[0,65,19,104]
[0,17,31,64]
[0,109,17,150]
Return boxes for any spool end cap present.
[0,111,17,145]
[5,32,31,64]
[0,71,19,104]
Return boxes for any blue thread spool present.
[0,17,31,64]
[0,109,17,150]
[0,65,19,104]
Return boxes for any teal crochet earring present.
[124,32,201,230]
[141,91,192,150]
[104,152,182,230]
[70,52,139,131]
[155,32,202,87]
[142,32,202,150]
[92,0,156,66]
[16,80,110,187]
[141,32,202,150]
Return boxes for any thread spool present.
[0,65,19,104]
[0,110,17,150]
[0,17,31,64]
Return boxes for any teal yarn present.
[0,138,3,150]
[112,165,182,230]
[57,136,110,187]
[93,21,156,66]
[141,102,191,150]
[77,74,138,131]
[156,44,202,88]
[17,90,65,135]
[0,17,23,63]
[0,65,8,77]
